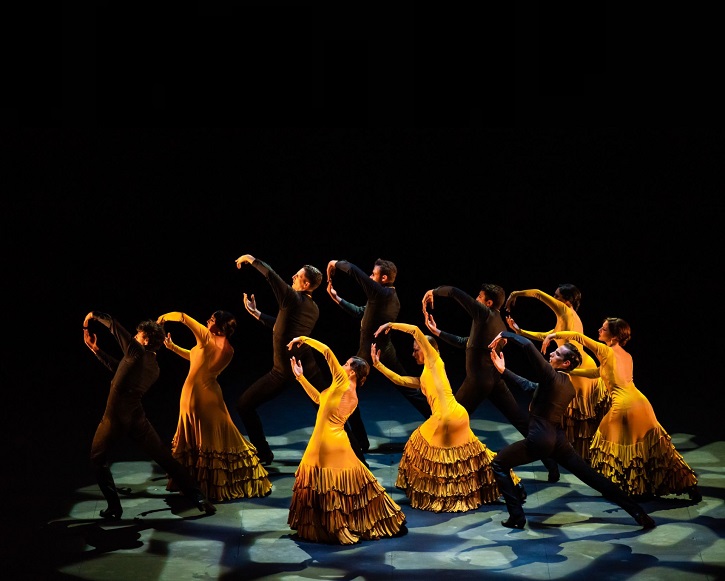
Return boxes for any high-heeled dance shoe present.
[515,482,527,505]
[99,506,123,520]
[191,492,217,515]
[258,451,274,466]
[501,516,526,530]
[547,465,560,483]
[686,485,702,503]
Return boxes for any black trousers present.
[90,404,201,508]
[492,415,645,521]
[456,366,560,477]
[237,350,368,464]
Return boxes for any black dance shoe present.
[198,498,216,515]
[190,492,216,515]
[258,451,274,466]
[632,512,656,530]
[99,506,123,520]
[515,482,527,505]
[501,516,526,530]
[686,485,702,503]
[547,466,560,483]
[392,523,408,538]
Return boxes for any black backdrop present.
[4,128,722,495]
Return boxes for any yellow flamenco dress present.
[374,322,519,512]
[160,312,272,501]
[555,330,699,498]
[288,336,406,545]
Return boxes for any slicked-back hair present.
[375,258,397,283]
[605,317,631,346]
[561,341,583,370]
[349,356,370,386]
[138,320,166,353]
[481,283,506,310]
[302,265,323,291]
[557,283,582,311]
[212,310,237,338]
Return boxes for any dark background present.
[2,4,723,505]
[4,129,722,497]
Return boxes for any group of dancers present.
[83,254,701,544]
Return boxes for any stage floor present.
[9,379,724,581]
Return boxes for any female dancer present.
[543,317,701,500]
[505,284,610,461]
[158,310,272,501]
[372,321,522,513]
[287,336,407,545]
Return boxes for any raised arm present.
[425,312,467,349]
[491,331,559,385]
[376,321,439,363]
[544,330,607,363]
[371,342,421,389]
[157,311,208,360]
[243,292,276,329]
[288,335,345,399]
[83,311,119,372]
[290,353,321,405]
[490,347,539,393]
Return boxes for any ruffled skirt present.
[289,463,406,545]
[563,377,612,461]
[169,444,272,501]
[589,425,698,497]
[395,428,520,512]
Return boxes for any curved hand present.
[506,315,521,334]
[326,280,340,303]
[424,312,441,336]
[83,327,99,354]
[290,355,303,378]
[504,292,518,312]
[326,260,337,281]
[370,343,380,365]
[235,254,255,269]
[541,333,555,355]
[490,348,506,374]
[374,322,392,338]
[487,331,506,351]
[287,337,303,350]
[243,293,261,319]
[422,289,434,313]
[163,333,175,351]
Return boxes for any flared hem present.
[168,445,272,501]
[288,462,406,545]
[589,426,698,497]
[394,429,519,512]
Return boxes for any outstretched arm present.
[371,342,421,389]
[327,280,365,317]
[162,332,191,360]
[289,354,321,405]
[157,311,207,351]
[235,254,255,268]
[244,292,276,329]
[425,312,467,349]
[83,311,119,372]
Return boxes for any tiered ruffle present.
[395,429,519,512]
[169,445,272,501]
[563,377,612,461]
[288,463,406,545]
[589,425,698,497]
